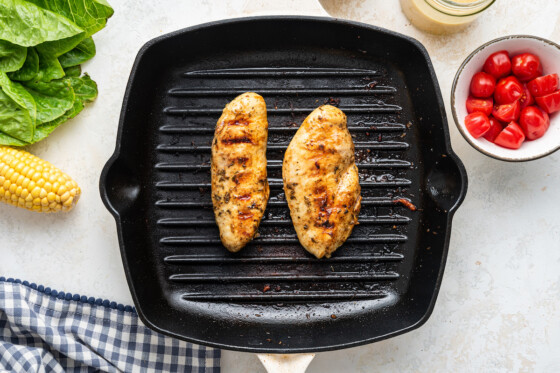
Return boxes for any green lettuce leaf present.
[22,79,75,124]
[63,65,81,77]
[0,0,84,47]
[59,37,96,68]
[0,72,36,128]
[33,99,84,143]
[0,89,33,143]
[36,33,86,58]
[67,74,97,103]
[26,0,114,37]
[8,48,39,81]
[0,129,28,146]
[32,74,97,142]
[35,50,65,82]
[0,41,26,72]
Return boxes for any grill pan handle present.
[257,353,316,373]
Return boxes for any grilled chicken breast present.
[211,92,269,252]
[283,105,361,258]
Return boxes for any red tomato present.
[535,90,560,114]
[527,74,559,97]
[494,76,523,104]
[511,53,542,81]
[494,121,526,149]
[470,72,496,98]
[466,96,493,115]
[483,116,505,142]
[519,84,534,109]
[492,100,520,122]
[519,106,550,140]
[464,112,491,138]
[483,51,512,79]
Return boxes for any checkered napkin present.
[0,278,220,372]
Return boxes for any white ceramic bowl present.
[451,35,560,161]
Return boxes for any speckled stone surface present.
[1,1,559,372]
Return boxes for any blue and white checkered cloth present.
[0,278,220,372]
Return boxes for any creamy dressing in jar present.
[400,0,494,34]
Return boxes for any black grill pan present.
[100,16,467,353]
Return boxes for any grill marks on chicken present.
[211,93,269,252]
[283,105,361,258]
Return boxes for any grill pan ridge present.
[100,16,467,353]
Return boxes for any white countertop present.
[2,0,560,371]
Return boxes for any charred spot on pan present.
[222,137,253,145]
[314,161,320,169]
[323,97,340,106]
[236,157,249,164]
[224,193,230,203]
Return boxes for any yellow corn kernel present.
[31,187,41,198]
[60,191,70,202]
[15,162,24,173]
[0,146,81,213]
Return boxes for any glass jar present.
[400,0,495,35]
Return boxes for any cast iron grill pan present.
[100,17,467,353]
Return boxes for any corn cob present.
[0,146,81,213]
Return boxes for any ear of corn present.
[0,146,81,213]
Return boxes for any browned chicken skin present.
[283,105,361,258]
[211,92,269,252]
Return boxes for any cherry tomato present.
[466,96,493,115]
[492,100,520,122]
[470,72,496,98]
[519,84,534,109]
[483,51,512,79]
[494,121,526,149]
[511,53,542,81]
[527,74,559,97]
[483,116,505,142]
[519,106,550,140]
[464,112,491,138]
[535,90,560,114]
[494,76,523,104]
